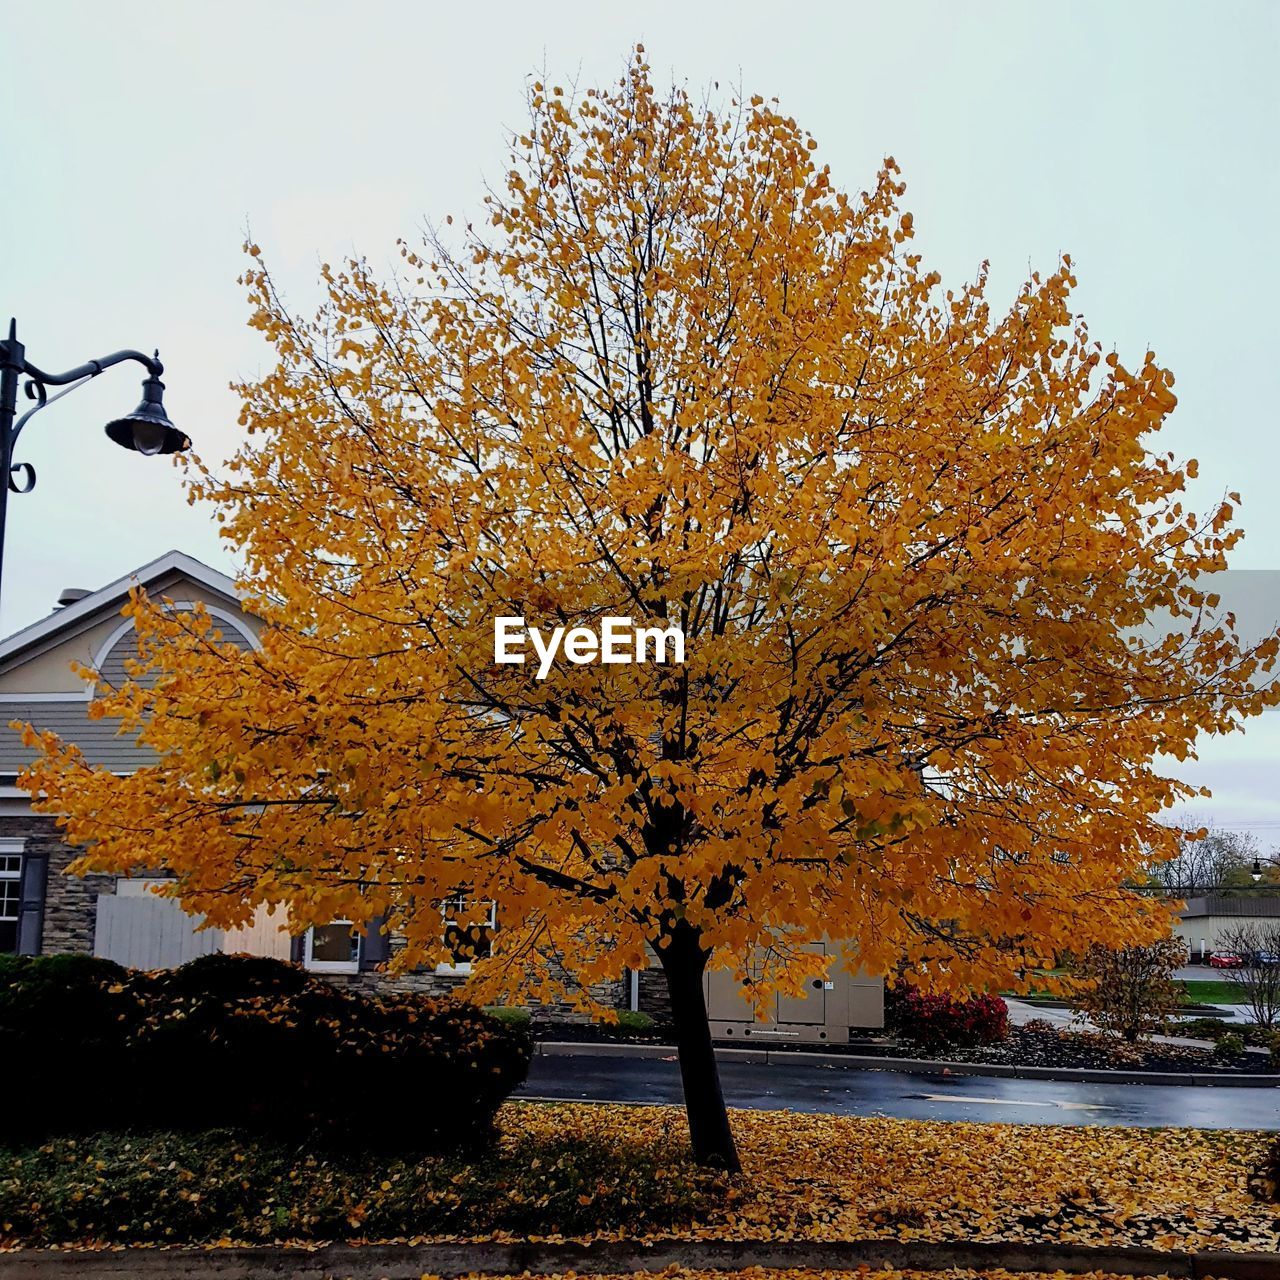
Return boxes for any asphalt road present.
[520,1051,1280,1129]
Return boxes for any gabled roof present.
[0,549,245,667]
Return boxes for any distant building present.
[1175,894,1280,960]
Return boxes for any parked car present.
[1253,950,1280,967]
[1209,951,1245,968]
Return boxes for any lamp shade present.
[104,374,189,456]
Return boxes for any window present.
[437,897,496,975]
[0,854,20,954]
[304,921,361,973]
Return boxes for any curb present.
[535,1041,1280,1087]
[3,1237,1278,1279]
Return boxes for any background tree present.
[20,50,1280,1169]
[1075,940,1187,1042]
[1146,824,1258,898]
[1216,924,1280,1028]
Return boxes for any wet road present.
[519,1051,1280,1129]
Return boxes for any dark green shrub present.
[1213,1031,1246,1061]
[0,953,139,1141]
[0,952,127,1026]
[156,950,310,997]
[600,1009,656,1037]
[129,957,530,1149]
[1171,1016,1235,1041]
[1167,1017,1271,1048]
[3,954,530,1151]
[484,1004,533,1031]
[124,966,349,1138]
[318,992,532,1150]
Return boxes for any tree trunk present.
[658,923,741,1171]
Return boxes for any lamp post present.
[0,318,189,610]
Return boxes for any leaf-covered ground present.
[499,1104,1280,1254]
[2,1102,1277,1254]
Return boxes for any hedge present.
[0,953,530,1150]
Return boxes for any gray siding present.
[0,700,154,773]
[97,633,146,689]
[0,622,254,776]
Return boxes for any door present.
[706,959,759,1021]
[774,942,827,1026]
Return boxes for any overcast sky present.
[2,1,1277,834]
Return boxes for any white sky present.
[2,0,1277,834]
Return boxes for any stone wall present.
[636,964,673,1025]
[324,933,630,1021]
[0,814,113,955]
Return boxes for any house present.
[0,549,479,992]
[0,550,882,1036]
[0,551,293,967]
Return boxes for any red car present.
[1210,951,1245,968]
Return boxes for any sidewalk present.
[5,1236,1278,1280]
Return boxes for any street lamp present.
[1252,858,1264,884]
[0,318,189,607]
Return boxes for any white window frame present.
[436,898,497,976]
[0,843,22,950]
[303,920,362,974]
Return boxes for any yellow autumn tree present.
[21,50,1280,1168]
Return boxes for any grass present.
[2,1103,1277,1253]
[1008,978,1243,1009]
[1179,979,1246,1004]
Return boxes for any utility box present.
[704,942,883,1044]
